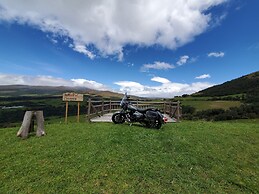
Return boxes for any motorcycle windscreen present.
[120,94,127,107]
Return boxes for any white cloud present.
[141,61,175,72]
[114,81,144,89]
[0,0,228,59]
[208,51,225,57]
[73,44,95,60]
[151,76,170,84]
[46,35,58,44]
[216,13,227,26]
[195,74,211,79]
[0,73,214,97]
[114,77,214,98]
[71,78,108,90]
[0,73,109,90]
[189,56,199,63]
[177,55,189,66]
[117,50,124,62]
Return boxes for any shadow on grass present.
[116,122,163,130]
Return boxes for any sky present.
[0,0,258,98]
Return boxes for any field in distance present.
[175,95,242,111]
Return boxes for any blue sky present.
[0,0,258,97]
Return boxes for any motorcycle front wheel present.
[112,113,125,124]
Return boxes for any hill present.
[194,71,259,97]
[0,85,132,127]
[178,71,259,121]
[0,85,88,96]
[0,85,123,99]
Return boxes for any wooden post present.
[177,101,180,122]
[35,111,46,137]
[65,101,68,124]
[102,99,104,115]
[163,100,166,114]
[109,100,112,112]
[77,102,80,123]
[169,102,173,117]
[87,98,91,121]
[17,111,33,138]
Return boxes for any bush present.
[182,105,196,114]
[195,109,225,121]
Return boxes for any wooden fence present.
[86,99,182,121]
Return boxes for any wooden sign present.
[63,92,83,102]
[62,93,84,123]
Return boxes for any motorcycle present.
[112,93,165,129]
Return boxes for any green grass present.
[182,100,242,111]
[1,120,258,193]
[174,95,242,111]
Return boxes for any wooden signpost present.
[63,93,84,123]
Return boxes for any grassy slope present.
[174,96,242,111]
[195,71,259,97]
[181,100,241,111]
[1,120,258,193]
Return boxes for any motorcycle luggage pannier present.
[146,110,158,120]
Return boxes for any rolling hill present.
[0,85,87,96]
[0,85,123,99]
[194,71,259,97]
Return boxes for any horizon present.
[0,0,258,98]
[0,70,258,98]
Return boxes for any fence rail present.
[86,99,182,122]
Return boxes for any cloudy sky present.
[0,0,258,97]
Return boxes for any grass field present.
[181,100,242,111]
[173,95,242,111]
[1,120,258,193]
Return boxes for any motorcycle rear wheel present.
[112,113,125,124]
[147,119,162,129]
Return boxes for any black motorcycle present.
[112,93,165,129]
